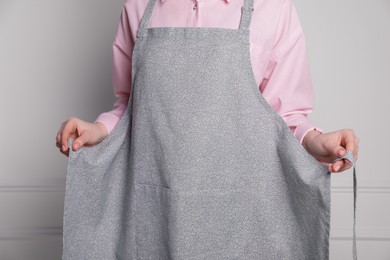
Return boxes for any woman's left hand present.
[302,128,359,173]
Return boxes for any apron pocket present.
[134,182,171,259]
[165,188,261,259]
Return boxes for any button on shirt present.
[94,0,324,145]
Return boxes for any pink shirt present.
[94,0,324,144]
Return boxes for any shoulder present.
[117,0,150,39]
[254,0,290,20]
[123,0,149,13]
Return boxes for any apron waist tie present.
[332,150,357,260]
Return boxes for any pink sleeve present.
[94,5,134,134]
[259,0,324,145]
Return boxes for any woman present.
[56,0,359,173]
[56,0,359,258]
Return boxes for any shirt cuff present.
[294,120,325,145]
[94,113,120,135]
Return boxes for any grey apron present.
[63,0,358,258]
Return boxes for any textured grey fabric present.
[61,0,355,258]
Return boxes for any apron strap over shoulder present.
[332,150,358,260]
[137,0,158,39]
[239,0,254,31]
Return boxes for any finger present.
[56,122,65,145]
[61,119,78,152]
[57,142,69,157]
[342,129,356,155]
[331,160,345,173]
[338,159,352,172]
[61,149,69,157]
[336,132,357,172]
[72,131,91,151]
[354,140,358,160]
[354,136,359,159]
[330,161,341,173]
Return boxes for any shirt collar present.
[161,0,232,3]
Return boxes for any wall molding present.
[332,186,390,194]
[332,179,390,194]
[331,227,390,241]
[0,177,65,192]
[0,227,62,240]
[1,177,390,193]
[0,227,389,241]
[0,186,64,192]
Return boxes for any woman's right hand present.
[56,117,108,157]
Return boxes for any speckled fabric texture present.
[62,0,342,258]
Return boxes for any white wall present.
[294,0,390,259]
[0,0,389,259]
[0,0,123,259]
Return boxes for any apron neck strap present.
[136,0,255,39]
[239,0,254,31]
[137,0,157,39]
